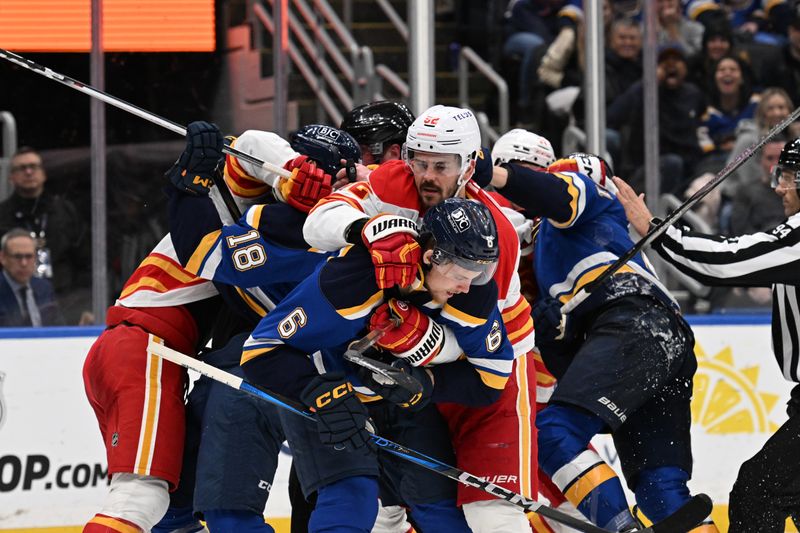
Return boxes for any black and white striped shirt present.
[653,213,800,383]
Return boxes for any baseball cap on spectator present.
[657,42,686,63]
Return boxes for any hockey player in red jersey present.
[303,105,538,532]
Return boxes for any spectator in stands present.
[0,147,91,324]
[608,42,707,194]
[605,17,643,106]
[0,228,63,327]
[657,0,704,56]
[698,55,759,161]
[687,20,735,93]
[723,87,799,200]
[730,137,787,235]
[502,0,584,124]
[764,9,800,106]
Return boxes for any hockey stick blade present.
[343,349,423,394]
[641,493,713,533]
[148,339,613,533]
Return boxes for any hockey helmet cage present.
[772,136,800,189]
[340,101,415,162]
[420,198,499,285]
[404,105,481,188]
[548,152,616,190]
[492,129,556,168]
[290,124,361,177]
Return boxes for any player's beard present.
[419,179,458,208]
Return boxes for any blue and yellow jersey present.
[240,245,515,402]
[533,171,676,313]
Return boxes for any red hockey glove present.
[278,155,333,213]
[370,299,444,367]
[361,214,421,289]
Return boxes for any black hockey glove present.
[787,384,800,418]
[300,372,373,452]
[356,359,433,412]
[166,121,224,196]
[532,297,576,348]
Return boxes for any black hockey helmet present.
[420,198,499,285]
[772,137,800,188]
[290,124,361,176]
[340,101,415,163]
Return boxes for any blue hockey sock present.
[409,499,471,532]
[537,405,636,531]
[151,506,205,533]
[308,475,379,533]
[634,466,691,523]
[204,509,275,533]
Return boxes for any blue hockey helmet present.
[420,198,499,285]
[290,124,361,176]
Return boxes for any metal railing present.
[253,0,409,124]
[458,46,509,142]
[0,111,18,201]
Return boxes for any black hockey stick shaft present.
[561,103,800,314]
[146,339,612,533]
[0,49,293,219]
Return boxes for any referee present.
[613,136,800,533]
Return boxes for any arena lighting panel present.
[0,0,215,52]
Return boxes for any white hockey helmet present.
[404,105,481,188]
[492,128,555,169]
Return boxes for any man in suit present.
[0,228,63,327]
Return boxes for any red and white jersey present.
[115,234,218,309]
[222,130,298,207]
[305,159,535,357]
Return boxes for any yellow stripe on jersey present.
[564,463,617,506]
[336,290,384,318]
[477,368,508,390]
[186,230,222,275]
[241,345,277,365]
[140,255,199,284]
[249,204,265,230]
[225,154,270,198]
[137,342,163,477]
[508,317,534,342]
[549,172,581,228]
[441,304,487,326]
[502,297,529,322]
[236,287,268,318]
[527,513,556,533]
[88,515,142,533]
[119,276,169,299]
[515,354,534,498]
[556,264,636,304]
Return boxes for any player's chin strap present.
[148,339,712,533]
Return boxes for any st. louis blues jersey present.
[532,170,676,314]
[240,244,515,405]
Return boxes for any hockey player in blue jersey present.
[489,153,716,532]
[235,198,513,533]
[154,121,356,533]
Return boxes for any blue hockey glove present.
[166,121,224,195]
[356,359,433,412]
[300,372,373,452]
[532,297,575,347]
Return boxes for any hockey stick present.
[0,49,293,219]
[560,102,800,316]
[147,339,712,533]
[342,322,423,395]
